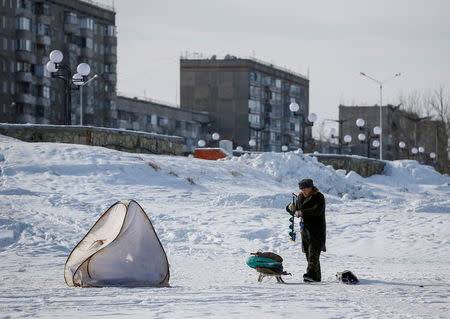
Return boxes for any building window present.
[3,38,7,50]
[64,12,77,25]
[105,45,116,55]
[249,113,260,125]
[79,17,94,30]
[248,100,261,113]
[10,60,14,72]
[249,71,261,83]
[16,17,31,30]
[16,0,30,9]
[2,16,6,29]
[81,37,93,49]
[249,85,261,99]
[290,84,301,96]
[10,81,14,94]
[158,116,168,127]
[3,80,7,93]
[16,39,32,51]
[150,114,157,125]
[105,25,116,36]
[36,23,51,36]
[17,61,32,72]
[104,64,116,73]
[275,79,282,88]
[34,2,50,15]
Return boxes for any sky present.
[98,0,450,135]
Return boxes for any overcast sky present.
[100,0,450,134]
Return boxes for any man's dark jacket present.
[296,187,326,252]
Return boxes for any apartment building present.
[180,55,310,152]
[0,0,116,126]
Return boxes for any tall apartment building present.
[339,104,448,173]
[180,56,310,152]
[0,0,116,126]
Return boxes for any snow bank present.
[231,152,370,198]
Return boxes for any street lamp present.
[360,72,401,160]
[356,118,381,158]
[418,146,424,163]
[281,145,288,152]
[411,147,418,159]
[372,140,380,148]
[289,101,317,151]
[46,49,92,125]
[74,74,98,126]
[430,152,436,159]
[399,141,406,159]
[197,139,206,147]
[212,132,220,147]
[343,134,352,154]
[249,139,256,151]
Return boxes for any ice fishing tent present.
[64,200,170,287]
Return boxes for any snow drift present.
[64,200,170,287]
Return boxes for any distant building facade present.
[0,0,116,126]
[116,96,211,153]
[180,56,310,152]
[339,104,448,173]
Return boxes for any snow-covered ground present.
[1,135,449,318]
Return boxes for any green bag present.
[246,255,282,269]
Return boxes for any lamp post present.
[74,73,98,126]
[360,72,401,160]
[399,141,406,159]
[411,147,418,160]
[343,134,352,154]
[330,127,340,154]
[289,101,317,152]
[212,132,220,147]
[418,146,424,163]
[355,118,381,158]
[46,50,92,125]
[249,139,256,151]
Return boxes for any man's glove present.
[286,203,295,216]
[294,210,303,218]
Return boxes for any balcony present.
[15,72,33,82]
[36,97,50,107]
[16,114,36,124]
[15,7,33,17]
[269,111,283,119]
[80,28,94,38]
[65,43,80,54]
[80,47,94,58]
[104,36,117,45]
[104,90,117,100]
[104,55,117,64]
[15,92,36,105]
[36,15,51,25]
[15,51,36,64]
[103,73,116,82]
[36,35,51,46]
[64,23,79,35]
[15,29,34,40]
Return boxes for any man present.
[286,178,326,282]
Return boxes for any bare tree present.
[429,86,450,131]
[398,90,424,116]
